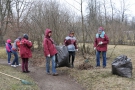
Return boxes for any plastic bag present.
[112,55,132,78]
[55,45,70,67]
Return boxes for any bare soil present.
[0,59,85,90]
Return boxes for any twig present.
[108,45,117,59]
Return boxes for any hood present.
[14,38,20,42]
[45,28,52,38]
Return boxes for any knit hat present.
[98,27,104,33]
[23,34,28,40]
[7,39,11,43]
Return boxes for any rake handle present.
[0,71,21,81]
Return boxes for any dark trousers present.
[22,58,29,71]
[69,51,75,65]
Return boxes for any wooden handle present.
[0,71,21,81]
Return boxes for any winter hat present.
[7,39,11,43]
[23,34,29,40]
[96,27,105,38]
[98,27,104,33]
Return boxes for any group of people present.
[43,29,78,76]
[43,27,109,76]
[5,26,109,76]
[5,34,32,73]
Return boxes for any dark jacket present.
[5,43,12,52]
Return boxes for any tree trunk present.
[0,34,4,46]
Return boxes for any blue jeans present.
[46,55,56,74]
[11,50,19,65]
[96,51,106,67]
[7,51,11,63]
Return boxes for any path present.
[0,59,85,90]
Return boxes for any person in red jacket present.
[94,27,109,68]
[19,34,32,73]
[43,28,58,76]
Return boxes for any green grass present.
[0,64,39,90]
[0,47,39,90]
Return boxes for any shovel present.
[0,71,32,85]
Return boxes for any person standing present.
[43,28,58,76]
[11,37,21,67]
[19,34,32,73]
[5,39,12,64]
[94,27,109,68]
[64,31,78,68]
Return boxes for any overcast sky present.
[59,0,135,20]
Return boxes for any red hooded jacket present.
[94,34,109,51]
[19,38,32,58]
[43,29,57,57]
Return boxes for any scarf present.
[96,31,105,38]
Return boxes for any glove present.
[94,47,96,50]
[99,41,103,45]
[47,54,50,57]
[76,49,78,51]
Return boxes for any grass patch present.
[0,47,7,59]
[70,45,135,90]
[0,64,39,90]
[1,45,135,90]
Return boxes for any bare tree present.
[0,0,12,46]
[11,0,32,36]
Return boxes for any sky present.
[59,0,87,16]
[59,0,135,20]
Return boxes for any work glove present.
[47,54,50,57]
[76,49,78,51]
[99,41,103,45]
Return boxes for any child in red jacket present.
[19,34,32,73]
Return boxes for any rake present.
[0,71,32,85]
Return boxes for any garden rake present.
[0,71,32,85]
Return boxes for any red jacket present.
[43,29,57,57]
[94,34,109,51]
[19,38,32,58]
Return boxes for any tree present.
[0,0,12,46]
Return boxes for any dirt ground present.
[0,59,85,90]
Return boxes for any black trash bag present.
[55,45,70,68]
[112,55,132,78]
